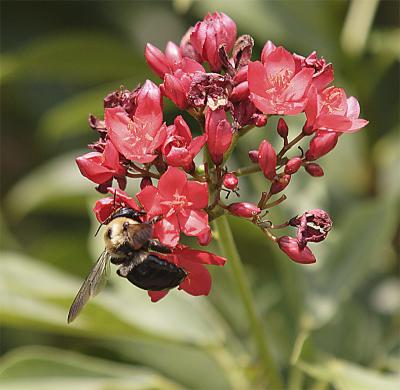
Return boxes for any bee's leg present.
[146,239,172,254]
[116,258,136,278]
[110,256,125,265]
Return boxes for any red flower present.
[305,86,368,133]
[278,236,316,264]
[147,245,226,302]
[162,116,206,171]
[93,188,140,223]
[258,140,277,180]
[104,80,166,163]
[290,209,332,248]
[205,108,233,165]
[137,167,210,247]
[248,46,314,115]
[76,140,126,189]
[190,12,237,71]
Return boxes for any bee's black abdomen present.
[126,255,186,291]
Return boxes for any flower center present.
[268,68,293,92]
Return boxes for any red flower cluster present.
[76,12,367,301]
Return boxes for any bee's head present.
[110,207,146,223]
[104,216,140,256]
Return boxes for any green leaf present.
[0,251,229,346]
[0,346,181,390]
[303,197,399,330]
[4,152,93,220]
[1,32,147,85]
[0,251,247,389]
[298,358,400,390]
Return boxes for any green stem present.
[287,366,305,390]
[213,215,284,389]
[234,164,261,177]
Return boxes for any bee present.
[67,207,187,323]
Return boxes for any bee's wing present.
[127,222,153,250]
[67,250,110,323]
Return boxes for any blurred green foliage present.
[1,1,399,389]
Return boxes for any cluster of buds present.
[76,12,367,301]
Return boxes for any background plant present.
[1,1,399,389]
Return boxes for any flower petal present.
[178,209,209,237]
[185,181,209,209]
[76,152,113,184]
[248,61,269,98]
[136,185,162,217]
[179,262,211,296]
[148,290,169,302]
[153,215,180,247]
[134,80,163,133]
[284,67,314,101]
[174,246,226,265]
[158,167,187,199]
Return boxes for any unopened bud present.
[248,150,258,163]
[271,174,291,194]
[223,173,239,190]
[140,177,153,190]
[277,118,288,138]
[285,157,302,174]
[258,140,277,180]
[305,130,339,161]
[253,114,268,127]
[228,202,261,218]
[304,163,324,177]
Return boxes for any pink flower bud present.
[205,108,233,165]
[162,74,188,109]
[145,43,170,78]
[223,173,239,190]
[253,113,268,127]
[304,163,324,177]
[277,118,288,138]
[228,202,261,218]
[140,177,153,190]
[285,157,302,174]
[305,130,339,161]
[271,174,291,194]
[248,150,258,163]
[190,12,237,71]
[258,140,277,180]
[278,236,316,264]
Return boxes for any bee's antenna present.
[112,189,117,209]
[94,223,103,237]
